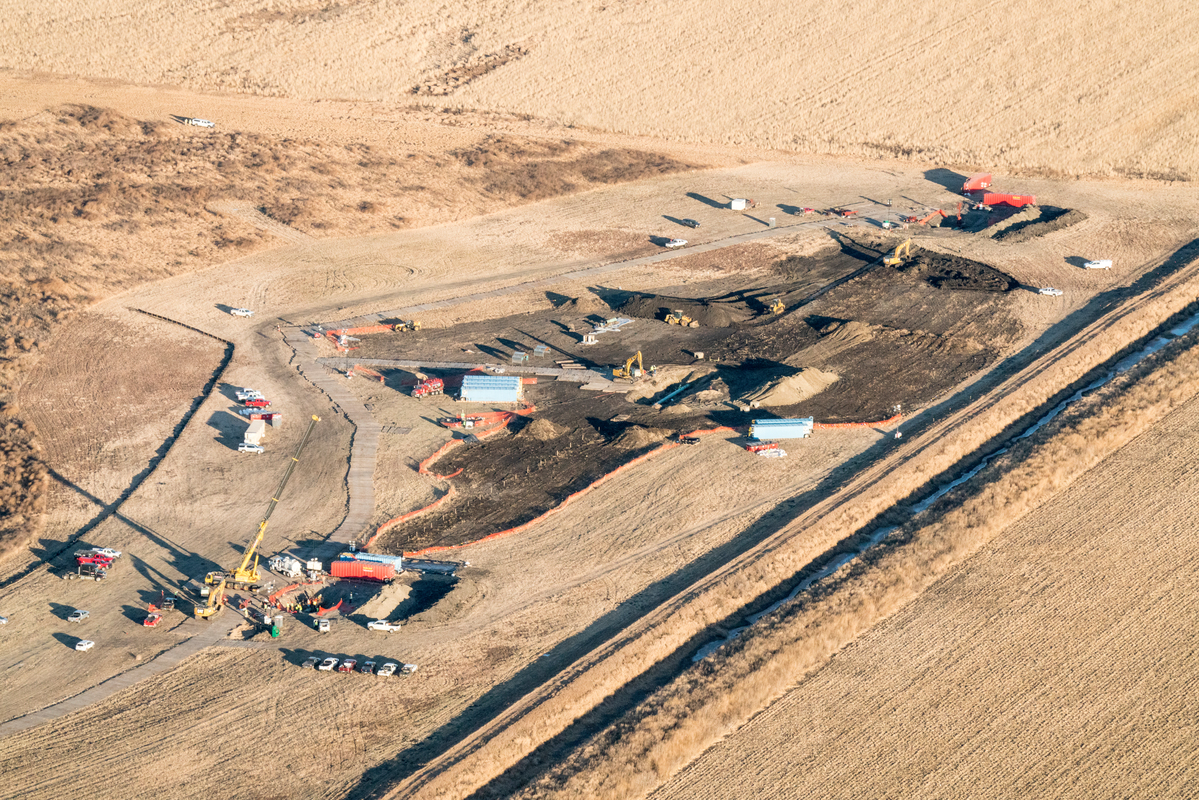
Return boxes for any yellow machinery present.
[394,320,422,332]
[197,415,320,620]
[613,351,644,381]
[665,310,700,328]
[883,239,913,267]
[769,298,785,315]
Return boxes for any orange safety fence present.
[402,426,738,557]
[813,413,902,430]
[364,486,457,548]
[327,325,394,337]
[267,580,323,607]
[315,599,343,617]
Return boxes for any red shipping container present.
[982,193,1036,208]
[962,173,992,193]
[330,560,395,581]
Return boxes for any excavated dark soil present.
[993,206,1088,243]
[372,384,710,554]
[362,239,1024,548]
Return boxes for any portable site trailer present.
[459,375,523,403]
[962,173,992,193]
[730,198,749,211]
[244,418,267,445]
[748,417,814,440]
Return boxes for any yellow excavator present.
[613,351,644,381]
[665,310,700,328]
[883,239,913,267]
[196,415,320,620]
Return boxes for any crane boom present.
[197,415,320,619]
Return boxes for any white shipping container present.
[245,419,267,444]
[730,198,748,211]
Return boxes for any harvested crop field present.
[653,385,1199,800]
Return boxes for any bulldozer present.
[768,298,785,315]
[394,320,421,332]
[613,351,644,381]
[883,239,913,267]
[665,310,700,328]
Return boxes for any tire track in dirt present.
[209,201,313,245]
[0,612,239,737]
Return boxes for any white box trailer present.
[244,418,267,444]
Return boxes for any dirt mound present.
[517,417,570,441]
[610,425,670,449]
[789,320,876,366]
[903,253,1019,293]
[994,207,1088,243]
[742,368,839,408]
[618,294,754,328]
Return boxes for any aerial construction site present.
[1,3,1198,800]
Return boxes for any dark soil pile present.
[899,253,1019,293]
[618,293,755,328]
[993,207,1088,244]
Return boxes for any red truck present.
[412,378,444,399]
[243,398,271,408]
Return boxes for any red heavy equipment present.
[962,173,992,193]
[744,442,780,453]
[903,209,947,225]
[412,377,444,399]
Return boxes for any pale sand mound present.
[624,365,715,403]
[742,368,839,408]
[357,582,412,619]
[787,320,875,366]
[611,425,670,449]
[517,417,569,441]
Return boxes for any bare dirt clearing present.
[0,72,1198,800]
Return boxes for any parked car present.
[68,609,90,623]
[1084,259,1113,270]
[76,555,114,566]
[0,615,8,625]
[367,619,402,632]
[400,663,419,675]
[337,659,357,673]
[143,612,163,628]
[243,398,271,408]
[237,443,265,454]
[316,618,331,633]
[1039,287,1064,297]
[301,656,320,670]
[235,389,263,401]
[76,547,121,559]
[318,657,338,671]
[359,661,376,674]
[230,307,253,317]
[188,118,216,128]
[664,238,688,248]
[680,219,700,228]
[375,662,398,677]
[75,639,95,652]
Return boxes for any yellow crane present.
[883,239,913,267]
[613,351,644,381]
[197,415,320,620]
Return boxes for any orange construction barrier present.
[365,487,457,548]
[813,413,902,430]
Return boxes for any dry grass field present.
[0,6,1196,799]
[651,353,1199,800]
[2,1,1196,179]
